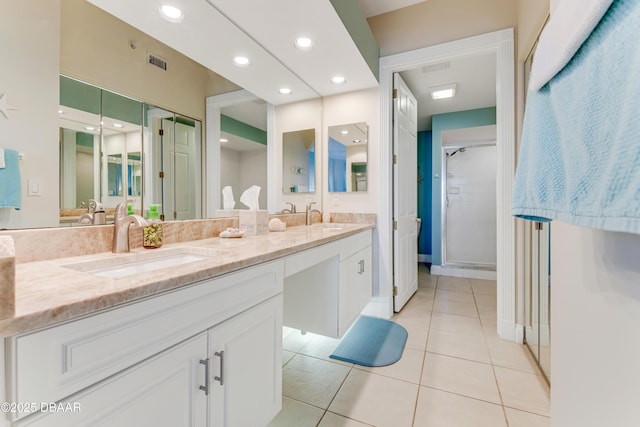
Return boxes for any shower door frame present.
[440,142,497,270]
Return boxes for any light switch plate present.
[27,179,41,197]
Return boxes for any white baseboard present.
[430,265,497,280]
[418,254,432,263]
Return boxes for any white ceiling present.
[356,0,428,17]
[88,0,378,106]
[400,52,497,130]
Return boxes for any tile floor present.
[269,264,551,427]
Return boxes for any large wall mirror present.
[58,76,202,224]
[282,129,316,194]
[327,122,368,192]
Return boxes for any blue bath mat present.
[330,316,408,367]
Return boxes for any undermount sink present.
[64,247,219,279]
[322,224,345,231]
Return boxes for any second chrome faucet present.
[112,200,148,253]
[305,202,321,225]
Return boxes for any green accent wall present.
[76,132,94,149]
[418,131,432,258]
[221,114,267,145]
[60,76,101,115]
[431,107,497,266]
[329,0,380,80]
[101,91,142,125]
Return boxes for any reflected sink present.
[65,247,219,278]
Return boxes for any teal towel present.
[513,0,640,234]
[0,149,21,210]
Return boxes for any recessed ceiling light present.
[233,56,250,67]
[340,130,349,135]
[159,4,184,23]
[58,109,64,114]
[430,83,457,100]
[219,138,228,143]
[85,126,96,131]
[294,37,314,51]
[113,123,123,128]
[352,139,362,143]
[278,88,293,95]
[331,76,346,84]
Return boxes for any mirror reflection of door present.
[327,122,368,193]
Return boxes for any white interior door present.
[173,121,198,220]
[393,73,418,312]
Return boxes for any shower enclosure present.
[441,143,497,270]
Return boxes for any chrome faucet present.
[305,202,321,225]
[112,200,148,253]
[280,202,296,214]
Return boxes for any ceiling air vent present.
[147,52,168,71]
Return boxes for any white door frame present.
[379,28,518,341]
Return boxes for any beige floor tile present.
[268,397,325,427]
[319,412,373,427]
[282,349,296,366]
[392,316,429,351]
[494,366,550,417]
[477,304,497,321]
[430,312,484,337]
[356,347,425,384]
[283,329,315,352]
[393,302,433,324]
[474,293,497,308]
[413,387,508,427]
[436,289,476,304]
[485,338,540,374]
[504,408,550,427]
[469,279,497,295]
[268,397,324,427]
[421,352,501,404]
[282,354,351,409]
[433,298,479,318]
[437,276,473,292]
[299,334,353,367]
[481,320,499,338]
[426,329,491,363]
[329,369,419,427]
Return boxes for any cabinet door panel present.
[16,334,208,427]
[210,295,283,427]
[339,246,372,337]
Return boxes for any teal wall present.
[431,107,496,266]
[417,131,432,258]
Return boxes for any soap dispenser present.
[143,204,163,249]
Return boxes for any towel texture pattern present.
[513,0,640,234]
[0,149,21,210]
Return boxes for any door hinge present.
[160,214,165,221]
[159,171,164,179]
[535,221,543,231]
[174,211,177,220]
[158,129,164,136]
[393,285,398,296]
[393,154,397,164]
[393,220,398,230]
[392,88,398,99]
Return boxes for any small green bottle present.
[143,204,163,249]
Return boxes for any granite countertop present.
[0,223,374,337]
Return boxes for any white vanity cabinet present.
[284,230,372,338]
[209,296,282,427]
[7,261,284,427]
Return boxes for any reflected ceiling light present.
[58,109,64,114]
[430,83,457,100]
[352,139,362,143]
[233,56,250,67]
[159,4,184,23]
[112,123,123,128]
[294,37,314,51]
[340,130,349,135]
[278,87,292,95]
[84,126,96,131]
[219,138,228,143]
[331,76,346,84]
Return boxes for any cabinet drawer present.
[8,260,283,420]
[340,230,372,260]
